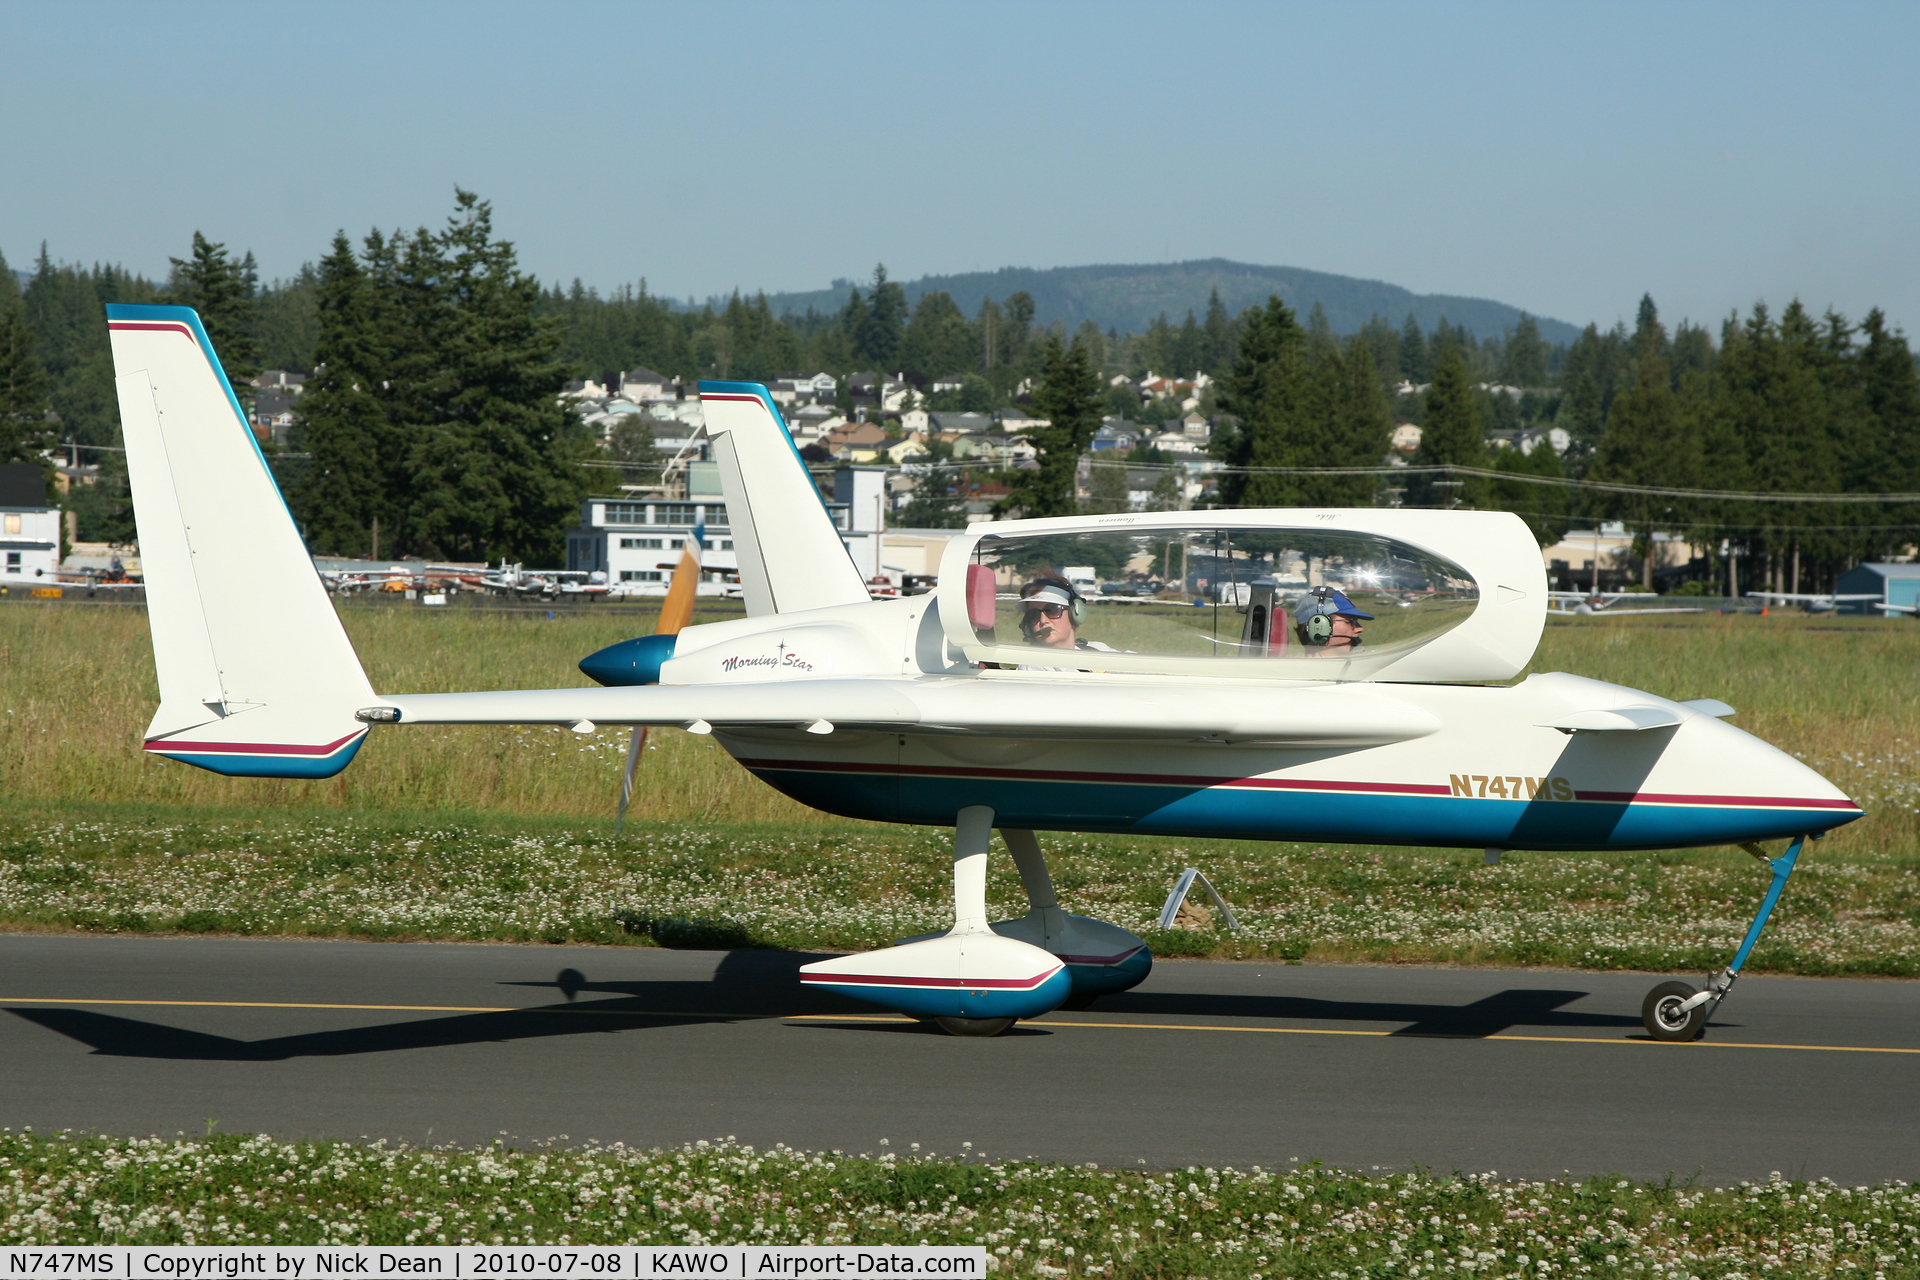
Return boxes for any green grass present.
[2,1131,1916,1277]
[0,604,1915,973]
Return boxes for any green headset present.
[1019,579,1087,637]
[1295,585,1370,647]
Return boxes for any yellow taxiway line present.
[4,998,1916,1055]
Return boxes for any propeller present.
[614,521,705,837]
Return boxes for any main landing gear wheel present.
[935,1016,1016,1037]
[1643,981,1709,1042]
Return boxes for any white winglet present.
[698,381,869,617]
[107,305,375,778]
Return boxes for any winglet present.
[107,304,375,778]
[698,381,868,616]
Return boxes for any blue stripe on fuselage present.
[742,764,1859,851]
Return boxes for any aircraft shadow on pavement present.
[1093,987,1645,1037]
[6,951,1644,1060]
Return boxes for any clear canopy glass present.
[960,524,1480,676]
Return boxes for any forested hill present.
[729,259,1581,345]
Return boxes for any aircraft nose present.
[1728,725,1864,837]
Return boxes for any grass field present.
[4,1131,1918,1276]
[0,601,1915,972]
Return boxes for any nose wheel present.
[1640,835,1807,1043]
[1642,980,1709,1042]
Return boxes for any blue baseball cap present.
[1302,589,1373,620]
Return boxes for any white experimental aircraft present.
[106,305,1864,1043]
[1545,591,1704,617]
[1745,590,1882,614]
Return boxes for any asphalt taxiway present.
[3,934,1915,1183]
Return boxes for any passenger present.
[1293,587,1372,655]
[1017,576,1116,659]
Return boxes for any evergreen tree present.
[290,232,394,555]
[1487,440,1570,546]
[255,264,322,371]
[167,231,261,394]
[899,290,973,384]
[1398,313,1429,383]
[289,193,587,564]
[1213,296,1317,506]
[854,264,907,370]
[405,190,588,563]
[1356,314,1401,388]
[1305,336,1392,505]
[1858,309,1920,495]
[1410,347,1483,507]
[1201,287,1232,375]
[0,250,53,474]
[1500,313,1547,387]
[998,334,1102,517]
[1591,297,1696,584]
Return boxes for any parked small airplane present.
[1874,601,1917,617]
[1745,591,1882,614]
[105,305,1863,1044]
[1546,591,1705,617]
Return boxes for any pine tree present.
[1488,439,1570,546]
[1411,347,1483,507]
[999,334,1102,518]
[289,232,394,555]
[1398,314,1429,383]
[404,190,589,564]
[167,231,261,394]
[854,264,907,370]
[1500,313,1547,387]
[899,291,972,384]
[1201,287,1231,375]
[1858,309,1920,496]
[1306,336,1392,505]
[1213,297,1317,506]
[1592,297,1695,584]
[0,249,53,471]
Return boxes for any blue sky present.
[5,0,1916,337]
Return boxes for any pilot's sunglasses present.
[1023,603,1069,618]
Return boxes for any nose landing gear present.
[1641,834,1806,1042]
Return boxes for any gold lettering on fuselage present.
[1450,774,1574,800]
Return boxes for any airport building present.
[1834,561,1920,615]
[565,463,909,594]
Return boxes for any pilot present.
[1018,576,1116,656]
[1294,587,1372,655]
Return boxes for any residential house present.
[928,411,993,436]
[251,389,298,446]
[997,406,1049,432]
[619,367,676,402]
[255,370,307,395]
[1091,419,1141,452]
[0,464,59,585]
[1390,423,1423,453]
[883,437,929,465]
[788,403,844,442]
[898,407,930,434]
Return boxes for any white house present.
[0,465,59,586]
[619,367,676,402]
